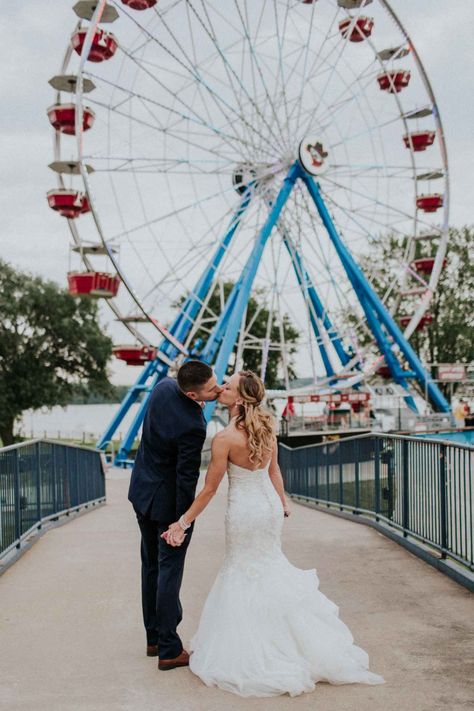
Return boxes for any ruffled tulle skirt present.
[189,551,385,697]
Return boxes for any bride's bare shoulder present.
[215,420,244,445]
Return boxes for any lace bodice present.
[221,460,284,579]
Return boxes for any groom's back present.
[128,376,206,521]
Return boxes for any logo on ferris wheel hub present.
[298,137,329,176]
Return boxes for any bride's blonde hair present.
[234,370,275,464]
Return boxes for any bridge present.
[1,437,473,710]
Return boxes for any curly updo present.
[234,370,275,465]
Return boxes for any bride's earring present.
[229,399,242,417]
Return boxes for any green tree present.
[354,225,474,397]
[0,260,113,445]
[183,281,300,388]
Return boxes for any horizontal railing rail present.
[0,439,106,562]
[279,433,474,574]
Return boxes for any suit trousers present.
[133,502,193,660]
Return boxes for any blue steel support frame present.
[262,196,344,379]
[301,170,450,413]
[281,233,352,373]
[203,162,300,420]
[97,188,253,464]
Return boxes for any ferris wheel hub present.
[298,137,330,177]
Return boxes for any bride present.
[162,370,385,697]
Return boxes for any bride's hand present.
[283,502,291,518]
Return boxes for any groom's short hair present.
[177,360,213,393]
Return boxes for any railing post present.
[76,448,80,507]
[339,443,343,510]
[13,449,21,548]
[374,437,380,521]
[315,445,319,501]
[325,444,330,507]
[402,439,410,537]
[52,444,58,517]
[354,438,360,513]
[65,447,70,515]
[439,443,448,559]
[35,442,42,529]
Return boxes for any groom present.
[128,361,222,670]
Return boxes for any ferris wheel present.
[47,0,451,464]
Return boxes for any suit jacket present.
[128,376,207,522]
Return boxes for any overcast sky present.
[1,1,472,384]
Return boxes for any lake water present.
[16,403,222,442]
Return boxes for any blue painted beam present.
[282,234,352,371]
[301,172,450,413]
[97,189,253,462]
[204,162,300,421]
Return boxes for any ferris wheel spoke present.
[285,8,342,131]
[85,94,253,171]
[231,0,291,149]
[300,57,378,137]
[187,0,285,152]
[85,71,266,159]
[326,163,431,180]
[130,4,284,156]
[320,174,416,226]
[268,0,293,151]
[240,0,272,155]
[329,114,406,151]
[93,157,239,176]
[283,0,319,133]
[107,182,241,243]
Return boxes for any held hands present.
[161,515,191,547]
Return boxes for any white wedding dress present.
[189,461,385,697]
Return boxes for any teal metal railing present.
[0,439,106,561]
[279,433,473,575]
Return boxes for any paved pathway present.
[1,468,473,711]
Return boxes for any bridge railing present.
[0,439,106,562]
[279,433,474,575]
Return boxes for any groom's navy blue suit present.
[128,376,206,659]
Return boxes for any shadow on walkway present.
[1,468,473,711]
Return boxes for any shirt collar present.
[175,381,204,411]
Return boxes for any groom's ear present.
[185,390,199,401]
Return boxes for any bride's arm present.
[268,440,291,516]
[161,433,229,545]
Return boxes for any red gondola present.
[377,70,411,93]
[113,345,157,365]
[121,0,157,8]
[403,130,436,152]
[47,103,95,135]
[411,257,447,275]
[68,271,120,298]
[399,313,433,330]
[339,16,374,42]
[47,189,90,218]
[71,28,118,62]
[416,193,443,213]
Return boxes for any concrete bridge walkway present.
[1,467,473,711]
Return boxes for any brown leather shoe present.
[146,644,159,657]
[158,649,190,671]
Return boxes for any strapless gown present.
[189,461,385,697]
